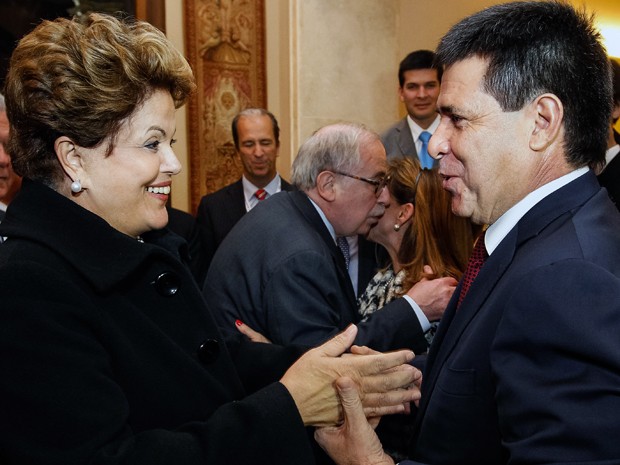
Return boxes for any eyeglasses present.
[334,171,390,198]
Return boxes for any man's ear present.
[54,136,84,183]
[529,93,563,152]
[612,101,620,123]
[316,170,337,202]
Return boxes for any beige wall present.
[295,1,399,142]
[167,0,620,211]
[265,0,399,184]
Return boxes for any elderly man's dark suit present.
[203,190,427,353]
[381,117,417,160]
[402,171,620,464]
[597,129,620,211]
[188,178,294,284]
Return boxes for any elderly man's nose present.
[377,184,390,205]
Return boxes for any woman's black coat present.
[0,180,314,465]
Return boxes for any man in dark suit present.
[315,2,620,464]
[165,205,195,241]
[189,108,294,283]
[0,93,22,244]
[381,50,442,168]
[597,58,620,211]
[190,108,380,294]
[0,94,22,215]
[204,122,457,352]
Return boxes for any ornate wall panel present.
[184,0,266,213]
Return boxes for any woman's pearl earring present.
[70,179,82,193]
[393,223,401,232]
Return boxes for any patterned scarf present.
[357,265,438,346]
[357,265,406,321]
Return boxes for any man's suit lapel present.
[281,179,295,192]
[417,231,515,419]
[0,208,4,242]
[289,191,358,311]
[224,180,249,227]
[396,118,417,158]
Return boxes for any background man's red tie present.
[255,189,267,201]
[457,231,488,308]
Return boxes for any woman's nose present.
[162,148,182,175]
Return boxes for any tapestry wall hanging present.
[184,0,267,212]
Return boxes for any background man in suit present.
[204,122,456,352]
[0,94,21,212]
[381,50,442,168]
[0,94,22,239]
[189,108,294,282]
[597,57,620,210]
[315,2,620,464]
[165,205,195,241]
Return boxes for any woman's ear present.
[529,93,563,152]
[316,170,337,202]
[54,136,83,181]
[399,202,415,223]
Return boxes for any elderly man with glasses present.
[203,122,456,353]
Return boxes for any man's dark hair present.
[398,49,442,87]
[435,0,611,168]
[231,108,280,150]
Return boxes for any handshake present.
[280,324,420,465]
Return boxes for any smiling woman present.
[53,89,181,238]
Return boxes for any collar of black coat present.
[0,179,190,292]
